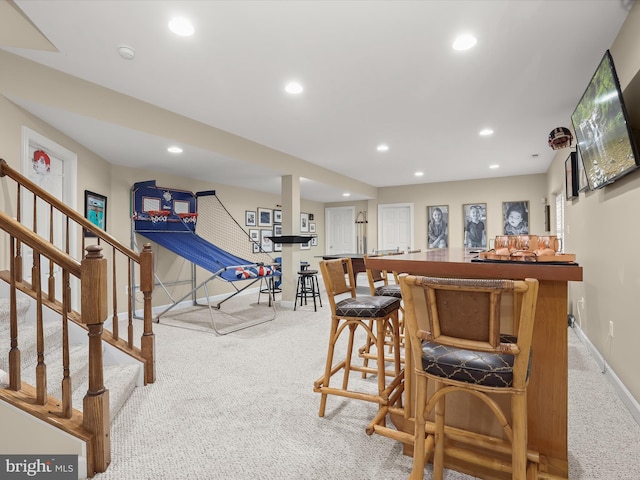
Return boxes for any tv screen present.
[571,50,639,190]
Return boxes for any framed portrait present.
[576,147,589,193]
[311,236,318,247]
[84,190,107,237]
[260,229,273,252]
[427,205,448,249]
[245,210,256,227]
[249,229,259,242]
[309,222,316,233]
[301,239,311,250]
[252,243,260,254]
[273,224,282,237]
[300,212,309,233]
[502,201,529,235]
[258,208,272,227]
[273,242,282,252]
[273,209,282,223]
[462,203,487,249]
[565,152,579,200]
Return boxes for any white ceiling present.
[0,0,634,202]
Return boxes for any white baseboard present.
[572,324,640,426]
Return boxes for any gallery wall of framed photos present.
[245,207,318,252]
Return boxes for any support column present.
[281,175,301,308]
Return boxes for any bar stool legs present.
[294,270,322,311]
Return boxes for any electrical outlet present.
[608,321,614,338]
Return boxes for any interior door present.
[21,127,78,305]
[378,203,413,252]
[325,206,355,254]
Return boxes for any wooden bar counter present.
[366,249,583,480]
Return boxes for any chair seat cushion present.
[421,334,527,388]
[335,295,400,318]
[374,284,402,298]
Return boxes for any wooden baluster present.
[81,244,110,473]
[61,269,72,418]
[9,236,21,390]
[34,252,48,405]
[48,204,55,302]
[111,245,119,341]
[127,259,133,348]
[15,185,23,283]
[140,243,155,384]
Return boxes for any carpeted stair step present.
[0,319,62,374]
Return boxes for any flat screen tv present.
[571,50,639,190]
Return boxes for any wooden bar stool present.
[399,274,540,480]
[294,269,322,311]
[314,258,403,432]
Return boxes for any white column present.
[281,175,301,308]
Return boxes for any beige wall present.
[546,2,640,410]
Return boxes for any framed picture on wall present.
[502,201,529,235]
[462,203,487,249]
[427,205,448,249]
[84,190,107,237]
[300,212,309,232]
[260,229,273,252]
[309,222,316,233]
[273,209,282,223]
[258,208,272,227]
[249,229,259,242]
[311,236,318,247]
[245,210,256,227]
[565,152,579,200]
[576,147,589,193]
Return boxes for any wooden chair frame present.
[314,258,402,432]
[399,274,539,480]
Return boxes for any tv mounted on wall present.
[571,50,639,190]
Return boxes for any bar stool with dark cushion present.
[399,274,540,480]
[294,269,322,311]
[314,258,403,433]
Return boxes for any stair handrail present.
[0,157,155,384]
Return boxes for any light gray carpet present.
[93,291,640,479]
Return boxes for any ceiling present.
[0,0,634,202]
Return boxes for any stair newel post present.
[140,243,156,384]
[81,244,111,473]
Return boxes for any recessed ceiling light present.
[376,144,389,152]
[343,193,351,197]
[453,34,477,51]
[414,171,424,177]
[479,129,494,136]
[489,164,500,169]
[167,146,183,154]
[285,82,304,94]
[168,17,194,36]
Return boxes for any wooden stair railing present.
[0,158,155,476]
[0,158,155,383]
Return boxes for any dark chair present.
[399,274,539,480]
[294,269,322,311]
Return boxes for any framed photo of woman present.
[427,205,448,249]
[463,203,487,249]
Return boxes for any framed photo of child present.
[463,203,487,249]
[502,201,529,235]
[427,205,448,249]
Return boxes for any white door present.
[21,127,78,304]
[325,206,355,254]
[378,203,413,252]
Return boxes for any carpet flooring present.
[93,290,640,480]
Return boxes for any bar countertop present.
[366,248,583,282]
